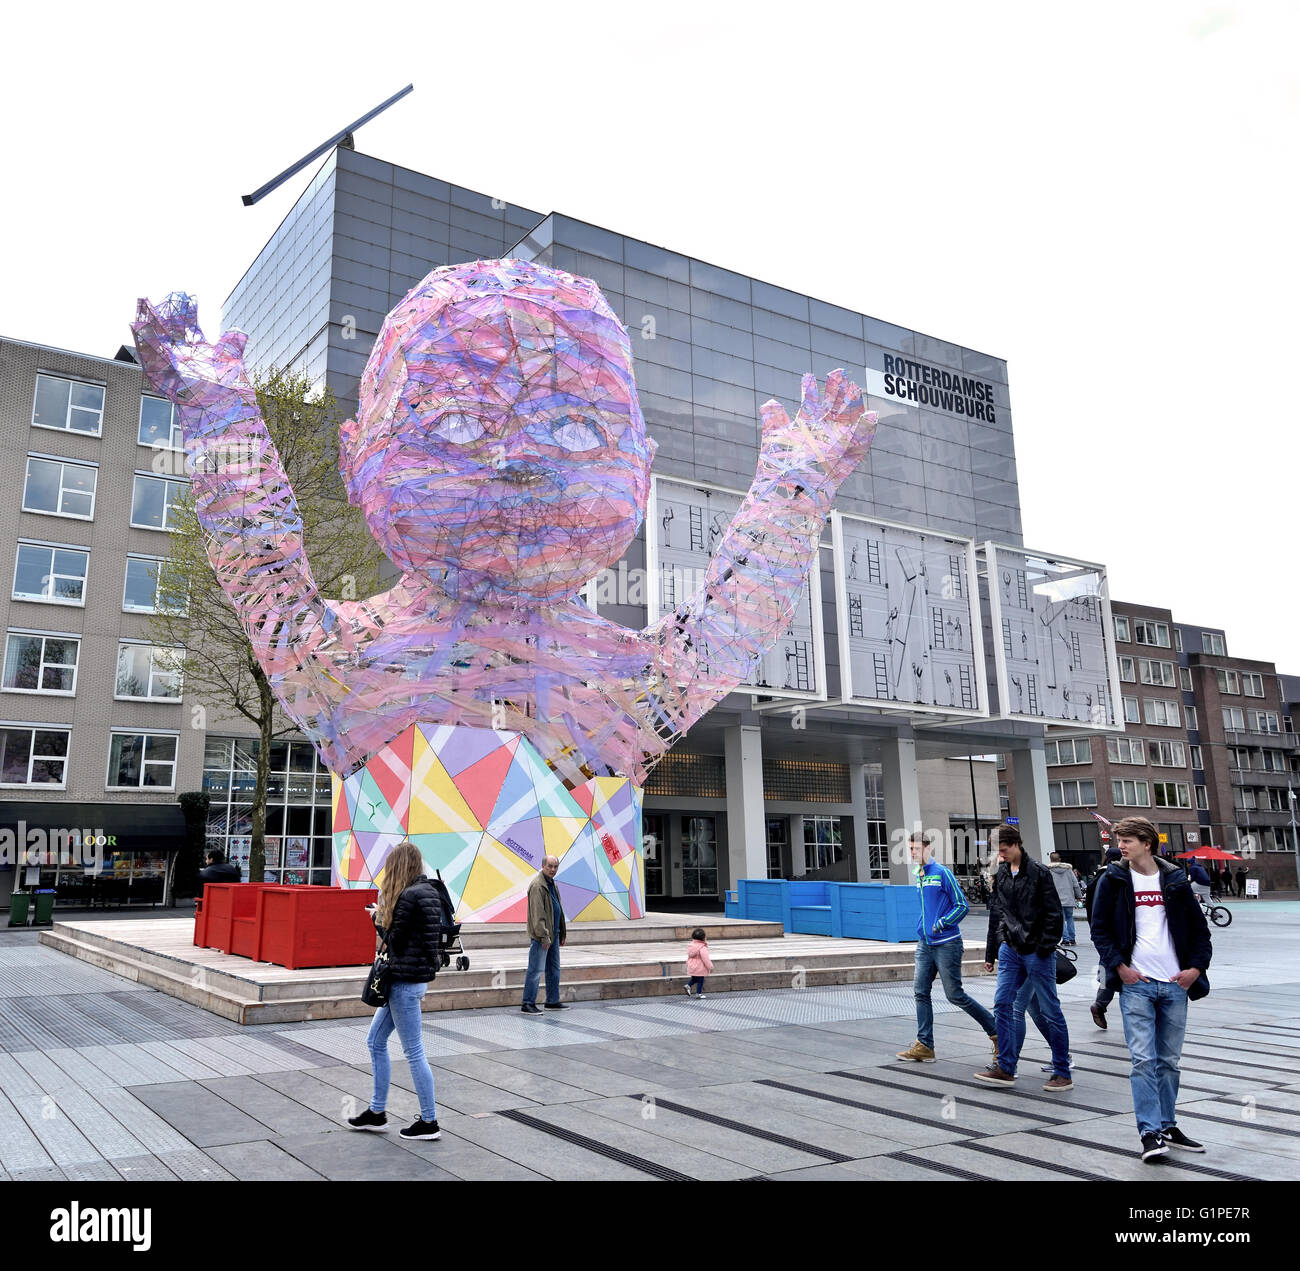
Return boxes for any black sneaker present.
[521,1003,542,1014]
[1090,1004,1108,1030]
[543,1002,568,1010]
[1162,1126,1205,1153]
[347,1108,388,1132]
[399,1118,441,1141]
[1140,1132,1168,1162]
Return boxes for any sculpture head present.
[340,259,655,599]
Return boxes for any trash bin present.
[33,891,56,926]
[7,894,30,927]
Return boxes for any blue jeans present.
[1014,977,1072,1070]
[523,938,561,1005]
[1061,904,1076,942]
[688,976,706,994]
[913,938,996,1049]
[993,945,1071,1077]
[367,979,437,1121]
[1119,977,1189,1136]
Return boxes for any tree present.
[148,367,382,882]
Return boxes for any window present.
[1119,656,1136,683]
[1267,788,1288,812]
[1114,615,1131,643]
[32,374,104,435]
[12,542,88,605]
[1254,711,1280,734]
[1241,672,1264,698]
[1195,784,1208,810]
[1203,632,1226,656]
[803,815,844,871]
[22,457,97,519]
[999,782,1010,814]
[1149,741,1186,767]
[1048,779,1097,807]
[2,632,79,693]
[1138,658,1176,687]
[1178,666,1193,692]
[1122,695,1140,724]
[1134,620,1171,647]
[1046,737,1093,765]
[1107,736,1146,765]
[1222,707,1246,731]
[1228,746,1250,770]
[1234,787,1256,811]
[0,725,69,786]
[1215,669,1239,694]
[1174,629,1183,652]
[1112,779,1151,807]
[996,754,1006,771]
[1261,750,1287,773]
[1189,745,1203,769]
[138,396,183,449]
[122,556,187,615]
[1145,699,1180,727]
[1184,705,1197,731]
[1152,781,1191,809]
[107,732,178,789]
[130,476,186,531]
[115,644,183,700]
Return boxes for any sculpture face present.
[340,260,655,599]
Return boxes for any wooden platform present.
[40,912,984,1025]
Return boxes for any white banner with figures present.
[831,512,988,716]
[983,543,1124,730]
[645,476,826,703]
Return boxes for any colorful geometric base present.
[331,723,644,923]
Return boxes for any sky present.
[2,1,1296,670]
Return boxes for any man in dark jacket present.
[1090,816,1212,1162]
[975,824,1072,1091]
[1085,846,1122,1029]
[197,849,241,885]
[521,856,567,1014]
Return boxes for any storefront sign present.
[877,354,998,423]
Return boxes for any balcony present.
[1223,728,1300,750]
[1232,769,1295,788]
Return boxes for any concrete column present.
[881,732,922,885]
[724,724,767,885]
[1010,742,1054,862]
[850,763,870,883]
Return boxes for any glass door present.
[642,813,666,898]
[765,817,788,878]
[681,816,717,896]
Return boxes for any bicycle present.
[1199,895,1232,927]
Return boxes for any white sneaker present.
[684,983,693,996]
[697,991,706,999]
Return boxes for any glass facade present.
[202,736,334,885]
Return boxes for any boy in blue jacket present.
[897,831,997,1063]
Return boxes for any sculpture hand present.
[758,369,877,484]
[132,293,253,420]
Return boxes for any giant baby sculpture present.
[133,260,877,921]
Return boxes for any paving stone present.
[271,1126,464,1182]
[196,1075,342,1138]
[206,1138,328,1180]
[129,1081,276,1148]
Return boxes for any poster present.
[646,476,826,701]
[831,511,986,715]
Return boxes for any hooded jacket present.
[1089,857,1212,998]
[914,859,969,946]
[984,852,1063,963]
[374,877,446,983]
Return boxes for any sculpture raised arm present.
[131,294,345,717]
[647,369,876,736]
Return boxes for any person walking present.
[684,927,713,997]
[975,824,1072,1091]
[1235,865,1249,898]
[1090,816,1213,1162]
[1086,847,1122,1029]
[897,831,998,1064]
[1221,866,1235,897]
[521,855,567,1014]
[348,840,444,1141]
[1048,852,1083,945]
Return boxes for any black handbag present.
[361,937,391,1007]
[1054,947,1077,984]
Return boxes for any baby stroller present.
[430,871,470,972]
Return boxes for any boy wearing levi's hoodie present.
[685,928,713,998]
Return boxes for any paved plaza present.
[2,904,1300,1182]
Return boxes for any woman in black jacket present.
[347,840,445,1141]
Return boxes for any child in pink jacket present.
[685,927,713,998]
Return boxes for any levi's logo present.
[1135,892,1165,909]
